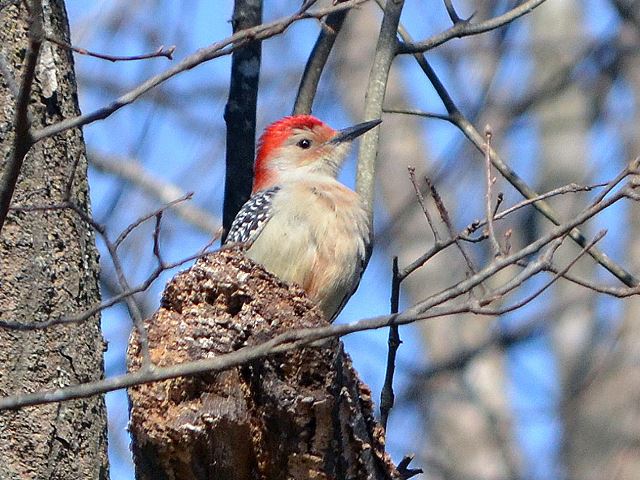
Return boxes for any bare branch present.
[426,177,480,278]
[484,125,501,257]
[492,182,608,222]
[45,35,175,62]
[356,0,402,224]
[398,173,615,282]
[443,0,470,25]
[408,166,440,242]
[382,107,452,122]
[476,230,607,315]
[114,193,195,248]
[0,0,41,235]
[590,156,640,205]
[406,185,627,316]
[293,1,348,114]
[394,23,639,287]
[0,177,627,410]
[380,256,401,431]
[89,153,221,236]
[30,0,370,144]
[397,0,547,54]
[3,194,220,331]
[63,202,153,364]
[152,212,164,267]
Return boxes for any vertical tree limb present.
[222,0,263,242]
[293,7,348,115]
[356,0,404,226]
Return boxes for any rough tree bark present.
[0,1,109,479]
[128,249,399,480]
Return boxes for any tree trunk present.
[562,16,640,480]
[0,2,109,479]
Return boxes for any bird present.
[224,114,381,322]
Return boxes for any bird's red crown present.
[253,115,332,192]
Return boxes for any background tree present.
[0,1,108,478]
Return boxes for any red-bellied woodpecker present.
[225,115,381,322]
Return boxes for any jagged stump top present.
[128,248,398,480]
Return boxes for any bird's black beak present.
[329,119,382,144]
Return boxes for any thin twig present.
[492,182,608,223]
[67,202,153,365]
[476,230,607,314]
[114,193,194,248]
[590,156,639,205]
[398,176,611,282]
[394,27,639,287]
[293,1,348,114]
[380,256,401,431]
[397,0,547,54]
[7,192,208,365]
[152,212,164,267]
[45,35,176,62]
[382,107,452,122]
[484,125,501,256]
[408,167,440,242]
[443,0,470,24]
[492,192,504,218]
[426,177,480,278]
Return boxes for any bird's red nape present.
[253,115,331,192]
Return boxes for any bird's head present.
[253,115,381,193]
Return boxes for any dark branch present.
[0,0,41,235]
[222,0,263,242]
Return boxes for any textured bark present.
[0,2,109,480]
[128,249,399,480]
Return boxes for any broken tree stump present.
[128,248,400,480]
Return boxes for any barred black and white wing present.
[225,186,281,246]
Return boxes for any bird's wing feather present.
[225,186,281,246]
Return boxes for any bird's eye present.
[297,138,312,149]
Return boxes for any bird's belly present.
[246,190,367,320]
